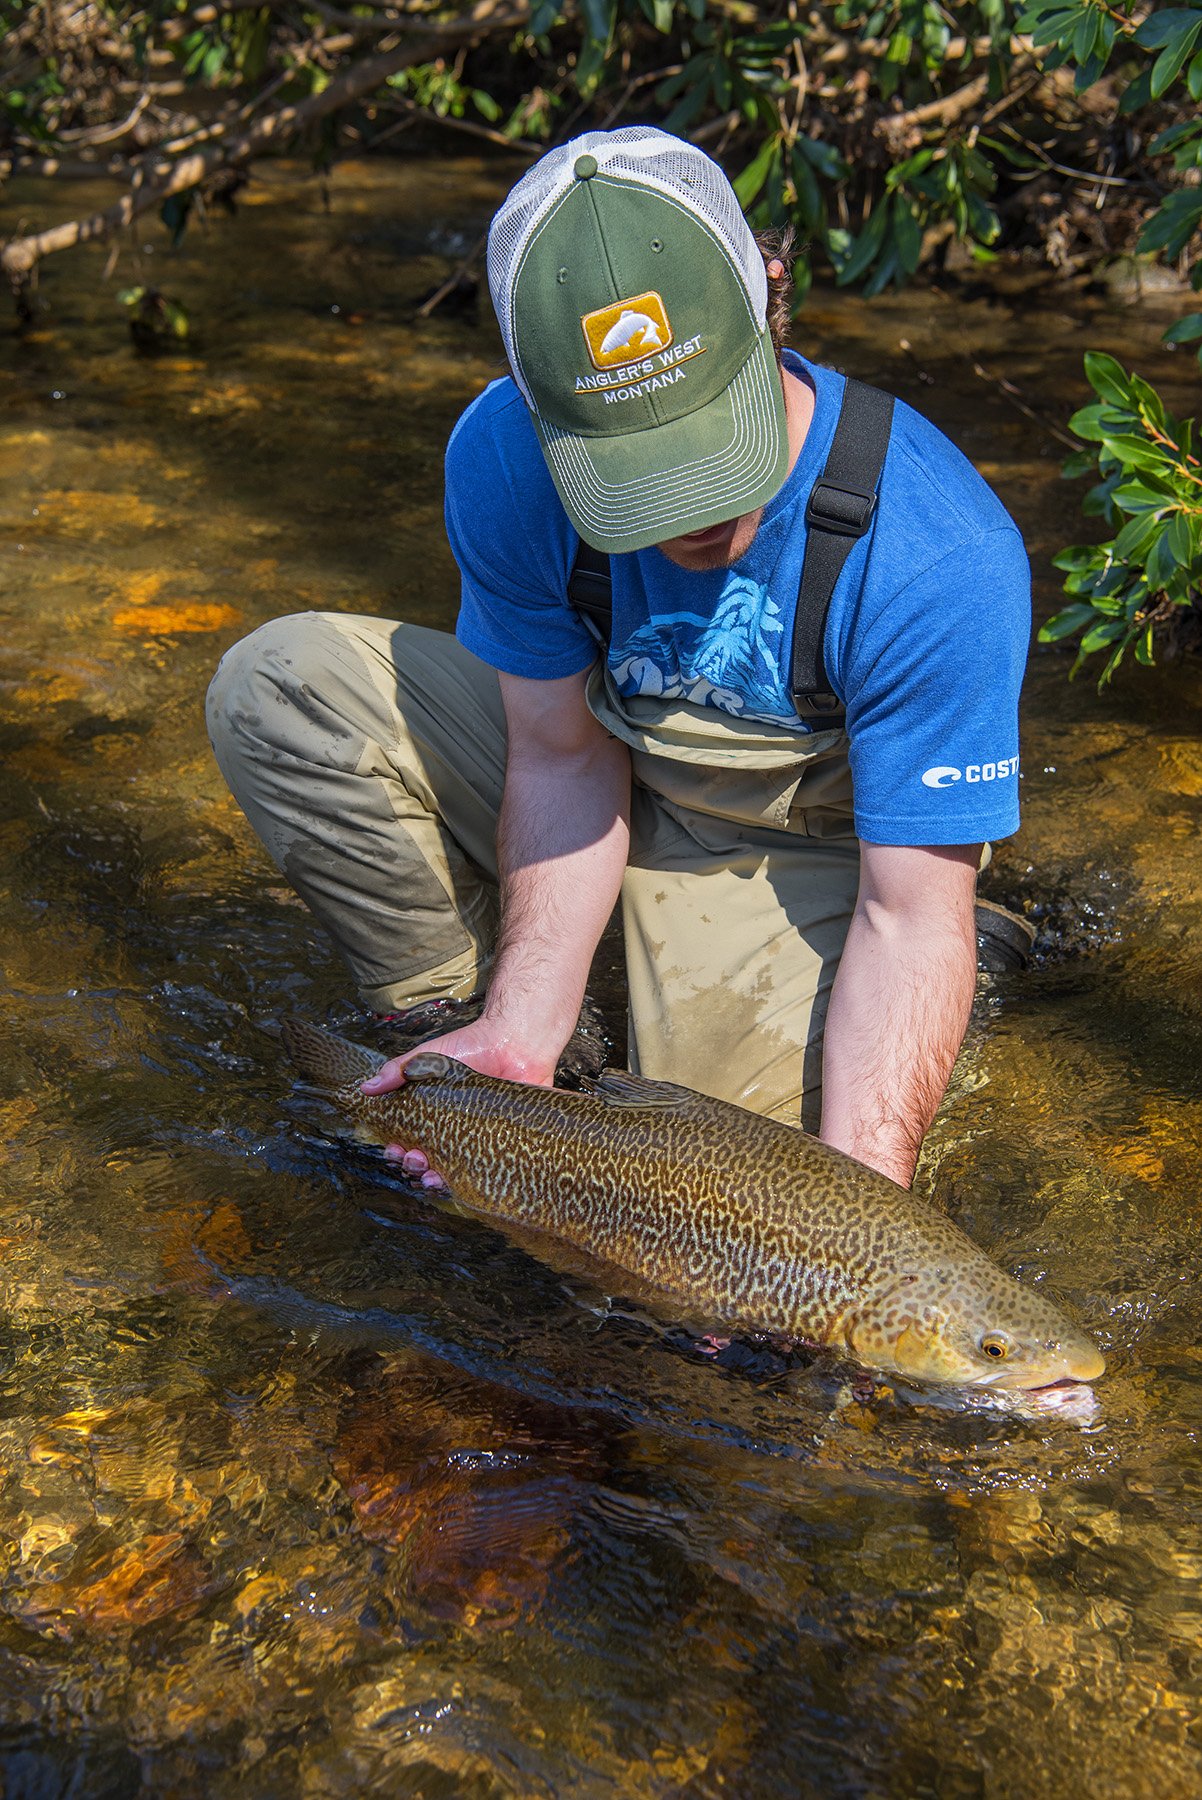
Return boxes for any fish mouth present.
[1020,1340,1106,1389]
[1007,1377,1101,1421]
[972,1351,1105,1394]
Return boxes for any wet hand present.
[360,1019,560,1186]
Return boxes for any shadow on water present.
[1,155,1201,1796]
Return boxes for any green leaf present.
[636,0,673,30]
[791,146,822,228]
[1071,7,1099,65]
[1038,601,1104,642]
[1111,510,1162,560]
[1017,2,1081,51]
[835,202,890,286]
[574,31,607,92]
[1134,622,1157,665]
[1138,189,1202,260]
[1167,510,1193,563]
[1151,20,1202,97]
[1061,448,1098,478]
[711,55,732,109]
[1083,350,1132,406]
[794,135,848,181]
[1146,526,1180,590]
[1110,479,1172,510]
[892,193,923,276]
[792,251,814,306]
[1149,118,1202,156]
[580,0,613,45]
[965,191,1000,244]
[160,189,194,247]
[1102,433,1171,472]
[1119,65,1155,113]
[162,299,189,341]
[1079,617,1127,653]
[1083,469,1123,517]
[1163,312,1202,344]
[1052,545,1104,572]
[732,136,780,208]
[663,77,711,133]
[1069,402,1117,441]
[1133,7,1202,51]
[1190,45,1202,98]
[888,148,937,185]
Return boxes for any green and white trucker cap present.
[487,127,790,554]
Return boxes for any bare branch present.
[1,4,531,295]
[415,223,488,317]
[57,91,152,149]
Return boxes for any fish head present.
[849,1265,1105,1393]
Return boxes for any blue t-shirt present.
[446,352,1030,846]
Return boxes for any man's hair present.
[755,225,798,357]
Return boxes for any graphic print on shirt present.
[610,575,800,726]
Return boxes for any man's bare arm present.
[365,665,631,1104]
[818,842,980,1188]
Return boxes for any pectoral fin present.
[588,1068,700,1110]
[402,1051,457,1081]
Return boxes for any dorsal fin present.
[281,1016,383,1089]
[587,1068,700,1110]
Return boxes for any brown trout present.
[282,1018,1105,1393]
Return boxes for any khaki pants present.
[206,612,863,1127]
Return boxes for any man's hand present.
[819,841,980,1188]
[360,1017,558,1187]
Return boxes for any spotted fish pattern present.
[281,1020,1105,1393]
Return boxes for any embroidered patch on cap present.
[581,291,673,370]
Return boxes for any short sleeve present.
[841,527,1031,846]
[445,392,598,680]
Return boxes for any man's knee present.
[206,611,380,793]
[208,612,324,741]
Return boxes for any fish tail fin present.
[280,1017,384,1093]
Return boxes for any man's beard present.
[655,506,765,572]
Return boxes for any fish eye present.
[980,1333,1011,1360]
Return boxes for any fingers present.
[383,1143,446,1189]
[364,1056,447,1186]
[361,1055,406,1095]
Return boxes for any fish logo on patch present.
[582,291,673,369]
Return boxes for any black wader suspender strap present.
[565,540,613,640]
[566,375,895,720]
[790,377,895,721]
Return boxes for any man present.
[207,126,1029,1190]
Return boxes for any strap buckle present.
[805,479,876,537]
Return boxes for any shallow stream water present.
[0,155,1200,1798]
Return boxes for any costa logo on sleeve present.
[921,756,1020,789]
[582,292,673,369]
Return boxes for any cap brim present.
[532,326,789,555]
